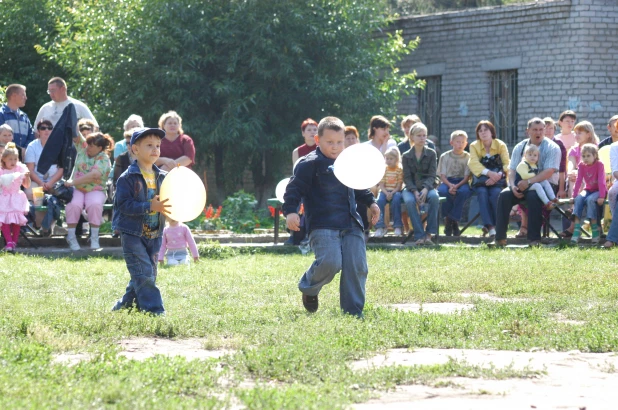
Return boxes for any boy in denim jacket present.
[111,128,170,315]
[283,117,379,317]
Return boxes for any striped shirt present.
[0,104,34,149]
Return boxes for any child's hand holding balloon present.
[151,195,171,215]
[369,203,380,226]
[286,213,301,231]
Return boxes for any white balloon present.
[275,178,290,203]
[159,166,207,222]
[334,144,385,190]
[293,157,303,173]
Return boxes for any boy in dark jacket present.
[283,116,379,317]
[111,128,170,315]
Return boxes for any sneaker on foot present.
[302,294,319,313]
[394,228,402,236]
[372,228,386,238]
[90,236,100,249]
[66,236,81,251]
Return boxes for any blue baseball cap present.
[130,127,165,146]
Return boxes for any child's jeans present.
[573,190,600,221]
[402,188,439,241]
[437,177,472,222]
[298,226,367,317]
[375,191,403,229]
[166,248,190,265]
[113,233,164,314]
[529,180,555,204]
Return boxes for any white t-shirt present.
[33,96,98,128]
[25,139,59,182]
[363,138,397,156]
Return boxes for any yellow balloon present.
[159,166,207,222]
[599,145,611,171]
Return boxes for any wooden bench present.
[33,204,114,212]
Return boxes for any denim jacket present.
[112,162,167,237]
[282,147,375,232]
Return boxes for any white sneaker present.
[372,228,386,238]
[66,236,80,251]
[394,228,402,236]
[90,236,100,249]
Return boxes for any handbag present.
[51,179,74,204]
[472,154,506,188]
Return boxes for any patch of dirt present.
[352,348,618,409]
[118,337,233,361]
[52,352,93,366]
[460,292,530,303]
[52,337,235,364]
[389,303,474,314]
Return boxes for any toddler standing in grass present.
[571,144,607,244]
[112,128,170,315]
[158,218,199,265]
[284,116,379,317]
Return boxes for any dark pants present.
[113,233,164,314]
[495,188,543,242]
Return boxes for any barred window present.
[417,76,442,144]
[489,70,518,147]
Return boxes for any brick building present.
[393,0,618,151]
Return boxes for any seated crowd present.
[329,111,618,247]
[0,78,196,252]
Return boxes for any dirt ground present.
[50,299,614,408]
[351,348,618,410]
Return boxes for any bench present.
[33,204,114,212]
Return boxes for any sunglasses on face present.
[38,126,53,131]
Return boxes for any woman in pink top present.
[158,218,200,265]
[156,111,196,171]
[570,144,607,244]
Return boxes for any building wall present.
[393,0,618,151]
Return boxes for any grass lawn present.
[1,246,617,408]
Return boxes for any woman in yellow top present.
[468,121,510,238]
[64,131,114,251]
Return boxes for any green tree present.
[38,0,421,204]
[0,0,67,119]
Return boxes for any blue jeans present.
[113,233,164,314]
[573,190,600,221]
[437,178,472,222]
[375,191,403,229]
[473,185,502,227]
[606,201,618,243]
[402,189,439,241]
[299,227,367,316]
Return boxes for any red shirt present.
[160,134,196,168]
[297,143,317,158]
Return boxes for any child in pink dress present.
[158,218,199,265]
[0,143,31,252]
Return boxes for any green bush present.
[220,191,259,233]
